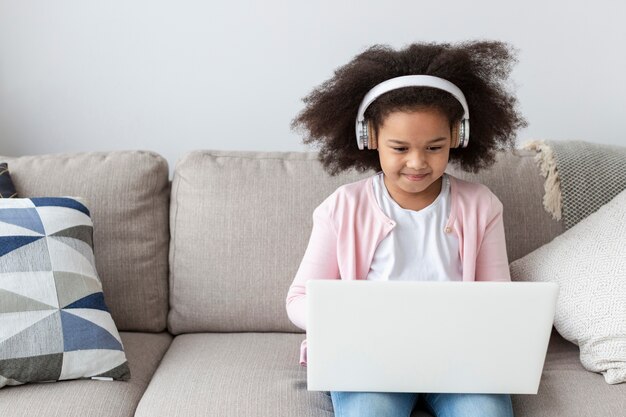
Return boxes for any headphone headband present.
[355,75,470,150]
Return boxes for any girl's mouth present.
[404,173,428,181]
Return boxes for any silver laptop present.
[306,280,558,394]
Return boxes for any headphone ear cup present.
[356,121,367,150]
[460,119,469,148]
[367,120,378,150]
[450,122,460,149]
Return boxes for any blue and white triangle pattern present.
[0,197,130,388]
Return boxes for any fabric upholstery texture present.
[0,151,170,332]
[510,189,626,384]
[0,197,129,387]
[0,332,172,417]
[0,163,17,198]
[134,333,335,417]
[168,151,370,334]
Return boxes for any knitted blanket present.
[522,140,626,230]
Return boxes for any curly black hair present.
[291,40,528,175]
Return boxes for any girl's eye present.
[392,147,408,152]
[428,146,442,151]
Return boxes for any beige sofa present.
[0,148,624,417]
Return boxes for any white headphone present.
[355,75,470,150]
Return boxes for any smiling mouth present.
[403,173,429,181]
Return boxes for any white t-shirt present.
[367,172,463,282]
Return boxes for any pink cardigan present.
[286,174,511,365]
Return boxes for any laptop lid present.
[306,280,558,394]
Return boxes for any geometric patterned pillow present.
[0,197,130,388]
[0,163,18,198]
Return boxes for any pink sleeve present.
[475,194,511,282]
[285,201,340,330]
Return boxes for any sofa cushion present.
[510,189,626,384]
[168,151,369,333]
[0,332,172,417]
[135,333,333,417]
[512,330,626,416]
[0,163,18,198]
[0,197,129,387]
[0,151,170,332]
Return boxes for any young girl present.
[286,41,527,417]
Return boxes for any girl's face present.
[376,108,451,211]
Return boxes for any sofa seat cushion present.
[512,330,626,416]
[0,332,171,417]
[135,333,333,417]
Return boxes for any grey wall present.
[1,0,624,174]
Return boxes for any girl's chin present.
[397,181,432,194]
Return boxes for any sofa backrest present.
[1,151,170,332]
[168,149,564,334]
[167,151,370,334]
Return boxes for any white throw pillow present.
[510,189,626,384]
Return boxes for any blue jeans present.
[330,391,514,417]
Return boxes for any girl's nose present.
[406,152,428,170]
